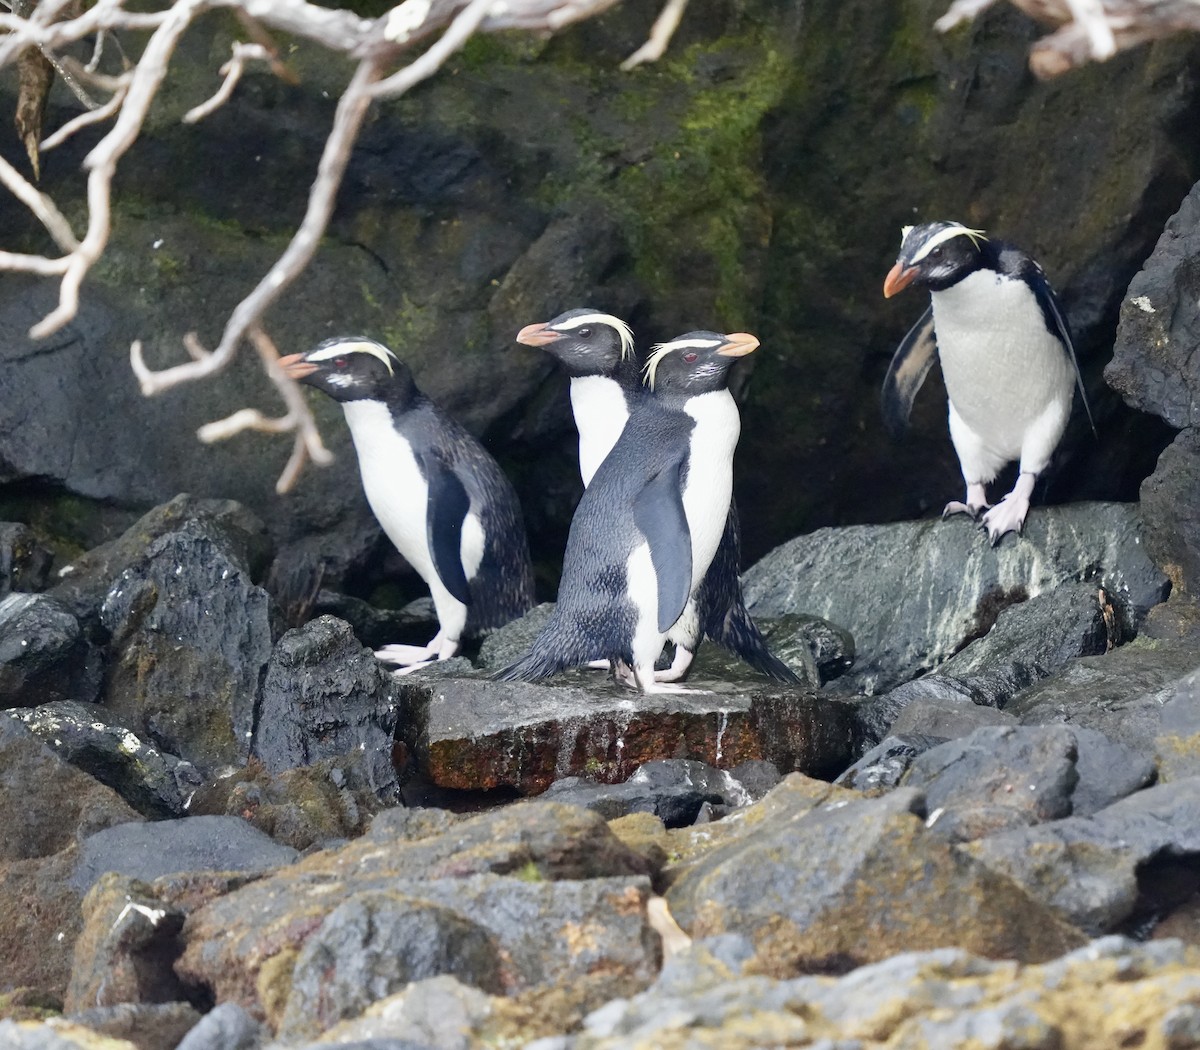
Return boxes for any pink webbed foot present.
[979,472,1037,546]
[942,500,989,521]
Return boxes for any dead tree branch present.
[0,0,684,491]
[937,0,1200,77]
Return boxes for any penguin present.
[497,329,758,693]
[882,221,1093,545]
[517,309,801,685]
[279,336,535,672]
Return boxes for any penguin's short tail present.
[706,598,807,686]
[493,629,591,683]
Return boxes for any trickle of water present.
[715,709,729,764]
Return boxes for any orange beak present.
[883,262,919,298]
[516,321,562,347]
[717,332,760,357]
[278,352,320,379]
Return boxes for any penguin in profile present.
[517,309,801,685]
[280,337,535,672]
[882,221,1093,545]
[498,329,758,693]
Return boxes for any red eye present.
[683,352,698,363]
[335,357,348,368]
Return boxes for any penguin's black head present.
[883,221,989,296]
[515,309,635,379]
[280,337,417,404]
[643,330,759,399]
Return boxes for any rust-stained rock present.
[397,676,859,794]
[0,847,87,999]
[665,778,1085,975]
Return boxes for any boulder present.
[902,725,1078,842]
[175,802,659,1026]
[0,594,101,708]
[6,701,202,818]
[742,503,1166,693]
[834,733,946,793]
[100,518,276,769]
[174,1004,263,1050]
[252,616,400,802]
[60,1004,201,1050]
[665,776,1084,974]
[397,674,859,794]
[71,816,299,894]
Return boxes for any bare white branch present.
[41,80,128,151]
[620,0,689,70]
[0,153,79,252]
[370,0,490,98]
[182,41,272,123]
[937,0,1200,76]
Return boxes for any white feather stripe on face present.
[908,223,988,263]
[549,313,636,360]
[307,339,397,375]
[643,337,722,389]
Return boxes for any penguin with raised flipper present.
[882,221,1093,545]
[497,329,758,693]
[280,336,535,672]
[517,310,802,685]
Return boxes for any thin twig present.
[182,41,271,123]
[0,153,79,251]
[41,80,128,150]
[369,0,491,98]
[620,0,689,70]
[133,55,383,394]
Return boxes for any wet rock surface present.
[0,594,101,708]
[743,503,1166,694]
[0,523,53,595]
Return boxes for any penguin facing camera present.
[517,309,803,686]
[498,329,758,693]
[280,336,535,673]
[882,221,1093,545]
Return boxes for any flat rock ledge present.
[396,676,860,794]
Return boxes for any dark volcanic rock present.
[665,776,1085,974]
[175,1003,263,1050]
[1157,667,1200,781]
[6,700,202,818]
[1107,180,1200,430]
[72,816,299,893]
[743,503,1166,693]
[64,874,188,1013]
[881,684,1018,741]
[277,894,505,1040]
[65,1003,201,1050]
[49,495,271,623]
[191,755,391,851]
[252,616,400,802]
[397,675,858,794]
[176,802,659,1026]
[0,523,53,595]
[965,778,1200,935]
[1072,726,1157,817]
[835,733,946,793]
[100,518,276,769]
[0,593,101,707]
[1011,635,1200,761]
[1141,428,1200,596]
[541,759,762,826]
[902,726,1078,842]
[0,714,142,861]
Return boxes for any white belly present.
[571,376,631,487]
[932,271,1074,459]
[342,401,438,585]
[682,390,740,591]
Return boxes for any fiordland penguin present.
[882,221,1092,544]
[517,309,801,685]
[497,329,758,693]
[280,337,534,672]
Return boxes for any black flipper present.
[881,305,937,439]
[700,504,805,685]
[1027,265,1096,437]
[419,453,472,606]
[633,458,692,634]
